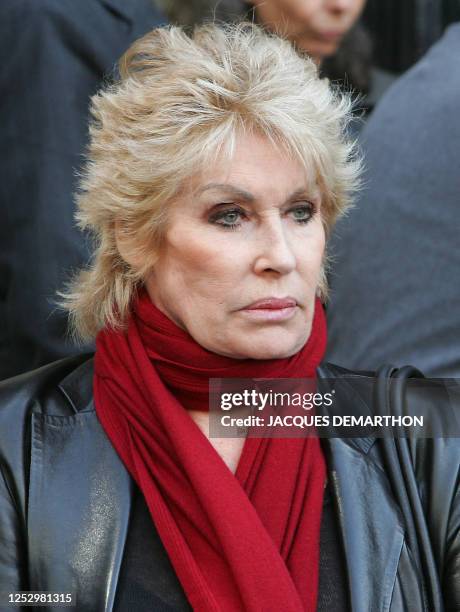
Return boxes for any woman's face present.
[251,0,367,61]
[144,132,325,360]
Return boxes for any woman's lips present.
[317,30,344,43]
[240,298,298,322]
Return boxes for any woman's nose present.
[252,220,297,276]
[326,0,356,14]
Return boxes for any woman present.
[0,23,458,612]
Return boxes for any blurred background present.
[157,0,460,66]
[159,0,460,73]
[157,0,460,120]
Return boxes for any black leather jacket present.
[0,355,459,611]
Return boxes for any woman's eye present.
[289,204,314,224]
[209,207,245,228]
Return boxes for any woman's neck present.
[188,410,245,474]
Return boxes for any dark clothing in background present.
[0,0,164,380]
[326,24,460,377]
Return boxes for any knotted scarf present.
[94,290,327,611]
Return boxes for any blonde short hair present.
[63,22,360,340]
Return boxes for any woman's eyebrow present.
[196,183,316,203]
[288,188,316,201]
[196,183,255,202]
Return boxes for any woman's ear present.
[114,220,143,270]
[114,220,159,277]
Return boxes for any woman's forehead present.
[184,132,321,198]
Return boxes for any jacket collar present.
[58,355,94,413]
[59,359,379,453]
[99,0,140,23]
[99,0,165,26]
[31,357,407,611]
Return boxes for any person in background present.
[245,0,367,64]
[209,0,374,108]
[0,0,165,380]
[325,22,460,377]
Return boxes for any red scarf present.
[94,291,327,611]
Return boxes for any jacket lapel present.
[28,361,132,611]
[324,437,405,612]
[317,365,406,611]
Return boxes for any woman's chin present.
[227,333,309,361]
